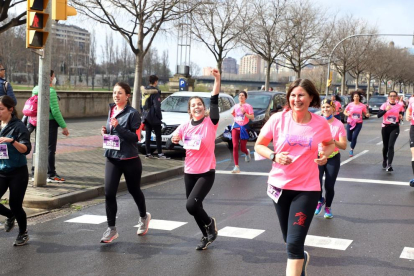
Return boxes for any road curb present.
[23,165,184,209]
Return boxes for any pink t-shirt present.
[345,102,367,123]
[409,97,414,105]
[334,101,342,115]
[380,102,404,127]
[409,101,414,125]
[175,117,218,174]
[233,103,253,126]
[318,118,346,152]
[261,110,332,191]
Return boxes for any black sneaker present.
[205,217,218,243]
[386,165,394,172]
[13,231,29,246]
[4,216,15,232]
[382,160,387,169]
[195,236,211,250]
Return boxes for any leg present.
[346,124,353,143]
[153,124,163,155]
[381,127,390,162]
[273,191,294,243]
[386,126,399,165]
[240,139,248,155]
[122,158,147,217]
[47,119,59,177]
[324,154,341,207]
[318,164,326,201]
[350,123,363,150]
[232,128,240,166]
[104,158,122,227]
[7,166,29,234]
[145,123,153,155]
[0,175,13,219]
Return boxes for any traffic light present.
[327,79,332,87]
[52,0,77,21]
[26,0,50,49]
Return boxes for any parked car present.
[138,91,236,153]
[368,96,387,114]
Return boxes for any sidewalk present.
[1,117,184,210]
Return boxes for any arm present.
[255,133,292,165]
[377,109,386,118]
[335,136,347,150]
[315,139,335,165]
[210,69,221,125]
[114,111,140,143]
[153,93,162,120]
[406,106,412,121]
[49,88,67,129]
[6,83,17,105]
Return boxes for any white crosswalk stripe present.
[134,219,187,231]
[218,226,265,240]
[400,247,414,260]
[65,215,107,224]
[305,235,353,251]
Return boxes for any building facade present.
[239,54,262,75]
[222,57,238,75]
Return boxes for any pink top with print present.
[380,102,404,127]
[318,118,346,152]
[233,103,253,126]
[334,101,342,115]
[261,110,332,191]
[409,101,414,125]
[345,102,367,124]
[175,117,218,174]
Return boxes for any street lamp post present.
[325,33,414,100]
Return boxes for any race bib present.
[235,113,245,122]
[0,144,9,159]
[103,134,120,150]
[386,115,397,123]
[267,184,283,203]
[352,113,361,120]
[183,134,202,150]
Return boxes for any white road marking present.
[405,129,409,132]
[376,141,383,145]
[65,215,107,224]
[366,136,380,143]
[400,247,414,260]
[305,235,353,251]
[218,226,265,239]
[340,150,369,166]
[134,219,187,231]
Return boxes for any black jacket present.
[104,103,141,159]
[141,85,162,125]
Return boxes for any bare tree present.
[239,0,290,91]
[72,0,194,111]
[89,30,97,90]
[370,42,395,95]
[190,0,247,76]
[0,1,26,34]
[189,61,200,77]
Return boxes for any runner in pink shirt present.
[255,79,335,276]
[231,91,254,173]
[405,95,414,187]
[377,91,404,172]
[171,68,220,250]
[344,90,370,157]
[331,94,342,120]
[315,99,347,219]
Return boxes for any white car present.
[138,91,236,153]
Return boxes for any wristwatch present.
[269,152,276,162]
[10,138,15,144]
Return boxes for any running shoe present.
[157,154,171,160]
[314,198,325,215]
[324,207,333,219]
[301,251,310,276]
[410,179,414,187]
[145,154,156,159]
[47,174,65,183]
[245,149,251,162]
[231,166,240,174]
[205,217,218,243]
[382,160,387,169]
[349,149,353,157]
[100,227,119,243]
[386,165,394,172]
[195,236,211,250]
[13,231,29,246]
[4,216,15,232]
[137,212,151,236]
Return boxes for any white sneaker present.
[137,212,151,235]
[231,166,240,173]
[245,149,251,162]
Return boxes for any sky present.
[13,0,414,73]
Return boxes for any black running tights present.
[184,170,215,237]
[0,166,29,235]
[273,190,319,259]
[382,124,400,165]
[105,157,146,227]
[318,153,341,207]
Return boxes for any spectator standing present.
[0,64,17,105]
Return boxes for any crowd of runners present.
[1,68,414,276]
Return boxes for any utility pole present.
[33,2,52,187]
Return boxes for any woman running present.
[343,90,370,157]
[255,79,335,276]
[315,99,347,219]
[231,91,254,173]
[331,94,342,121]
[171,69,221,250]
[0,96,32,246]
[100,82,150,243]
[377,91,404,172]
[406,95,414,186]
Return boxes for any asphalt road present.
[1,116,414,276]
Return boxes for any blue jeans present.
[346,123,362,150]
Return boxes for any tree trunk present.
[341,73,346,95]
[132,52,144,112]
[355,73,359,89]
[265,61,271,91]
[366,73,371,102]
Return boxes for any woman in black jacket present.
[100,82,151,243]
[0,95,32,246]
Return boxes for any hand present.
[62,127,69,136]
[0,137,13,144]
[385,105,391,111]
[110,118,119,128]
[240,107,245,114]
[406,115,412,122]
[211,68,220,79]
[101,126,107,136]
[315,153,328,166]
[399,114,403,121]
[365,113,370,118]
[275,152,292,165]
[171,133,181,144]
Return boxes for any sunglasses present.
[0,69,5,71]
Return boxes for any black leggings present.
[382,124,399,165]
[318,153,341,207]
[145,123,162,155]
[0,166,29,235]
[273,190,319,259]
[105,157,146,227]
[184,170,215,237]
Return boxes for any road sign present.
[179,78,188,91]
